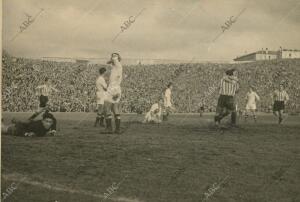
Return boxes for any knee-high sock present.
[99,116,104,126]
[115,114,121,131]
[105,118,112,130]
[94,116,100,126]
[231,112,237,125]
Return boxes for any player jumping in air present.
[102,53,123,134]
[214,69,239,126]
[272,83,289,124]
[143,100,163,124]
[94,67,107,127]
[163,82,175,121]
[244,86,260,122]
[28,77,59,120]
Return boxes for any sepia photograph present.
[1,0,300,201]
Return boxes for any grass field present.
[1,112,300,202]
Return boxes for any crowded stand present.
[2,51,300,114]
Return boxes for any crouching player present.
[143,100,163,123]
[94,67,107,127]
[2,111,57,137]
[103,53,123,134]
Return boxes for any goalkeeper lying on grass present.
[2,111,58,137]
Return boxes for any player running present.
[103,53,123,134]
[272,83,289,124]
[214,69,239,126]
[143,100,163,123]
[94,67,107,127]
[244,86,260,122]
[163,82,175,121]
[28,78,59,120]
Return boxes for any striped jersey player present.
[29,77,59,120]
[214,69,239,126]
[272,83,289,124]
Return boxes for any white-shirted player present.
[94,67,107,127]
[143,100,163,124]
[103,53,123,134]
[244,86,260,122]
[163,82,175,121]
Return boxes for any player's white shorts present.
[246,103,256,110]
[96,91,105,105]
[105,86,121,104]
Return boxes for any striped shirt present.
[36,84,58,96]
[273,90,289,102]
[219,77,239,96]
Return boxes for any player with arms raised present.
[103,53,123,134]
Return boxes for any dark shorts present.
[216,95,234,112]
[39,95,49,108]
[273,101,285,111]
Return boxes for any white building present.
[278,49,300,59]
[234,48,300,62]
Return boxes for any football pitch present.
[1,112,300,202]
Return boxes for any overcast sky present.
[2,0,300,61]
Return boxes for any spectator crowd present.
[2,51,300,114]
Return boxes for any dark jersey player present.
[2,111,57,137]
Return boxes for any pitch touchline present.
[2,173,141,202]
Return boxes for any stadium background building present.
[234,48,300,62]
